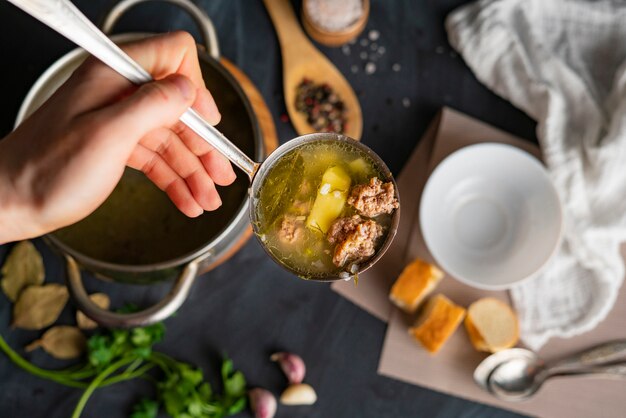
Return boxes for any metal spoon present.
[488,357,626,401]
[474,341,626,401]
[7,0,400,281]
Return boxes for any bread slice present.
[464,298,519,353]
[389,258,444,313]
[409,294,466,354]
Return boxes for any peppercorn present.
[294,79,347,134]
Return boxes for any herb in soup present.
[255,141,398,278]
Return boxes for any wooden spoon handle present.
[263,0,311,58]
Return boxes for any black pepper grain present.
[295,79,348,134]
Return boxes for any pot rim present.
[16,32,263,273]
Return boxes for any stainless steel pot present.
[14,0,264,328]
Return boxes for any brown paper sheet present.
[333,107,626,417]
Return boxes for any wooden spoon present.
[263,0,363,140]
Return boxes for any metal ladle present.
[474,341,626,401]
[8,0,399,281]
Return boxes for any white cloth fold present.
[446,0,626,349]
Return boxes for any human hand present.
[0,32,236,243]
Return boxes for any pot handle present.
[101,0,220,59]
[65,254,209,328]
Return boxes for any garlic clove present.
[270,351,306,384]
[249,388,277,418]
[280,383,317,405]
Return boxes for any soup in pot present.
[51,58,257,267]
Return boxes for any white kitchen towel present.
[446,0,626,349]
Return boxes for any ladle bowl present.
[248,133,400,281]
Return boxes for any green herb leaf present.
[224,371,246,398]
[220,359,233,383]
[225,397,247,415]
[198,382,212,400]
[87,334,114,369]
[130,398,159,418]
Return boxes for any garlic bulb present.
[249,388,277,418]
[280,383,317,405]
[270,351,306,384]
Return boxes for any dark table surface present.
[0,1,535,417]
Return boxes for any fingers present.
[88,74,196,157]
[127,144,205,218]
[67,31,207,113]
[171,89,236,186]
[193,87,221,126]
[136,31,206,88]
[55,31,236,217]
[199,150,238,187]
[118,34,235,186]
[67,31,235,187]
[138,127,222,211]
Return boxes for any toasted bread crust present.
[409,294,466,354]
[389,259,444,313]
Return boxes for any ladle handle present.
[549,340,626,371]
[7,0,259,179]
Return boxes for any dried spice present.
[76,293,110,330]
[1,241,44,301]
[295,79,347,134]
[25,326,86,360]
[12,284,69,330]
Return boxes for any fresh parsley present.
[0,318,247,418]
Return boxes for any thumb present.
[93,74,197,143]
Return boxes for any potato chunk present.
[306,166,352,233]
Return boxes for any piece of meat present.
[327,215,383,267]
[347,177,399,217]
[327,215,363,244]
[277,214,305,244]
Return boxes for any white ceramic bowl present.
[420,143,562,290]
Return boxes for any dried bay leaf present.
[12,284,69,330]
[1,241,45,301]
[25,326,86,359]
[76,293,110,330]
